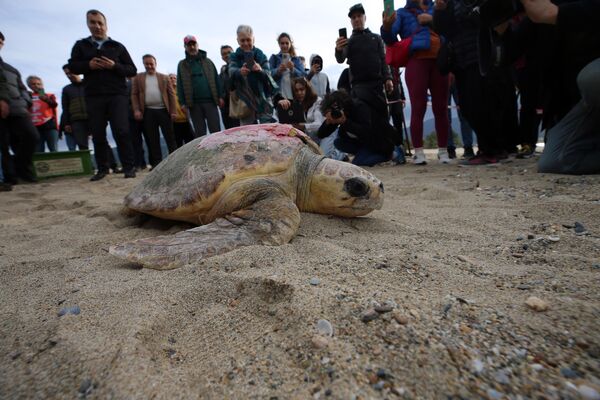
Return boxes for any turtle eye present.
[343,178,370,198]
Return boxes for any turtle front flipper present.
[109,184,301,270]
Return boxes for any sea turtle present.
[109,123,384,270]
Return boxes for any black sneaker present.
[90,171,108,181]
[447,146,457,159]
[463,147,475,159]
[124,169,136,178]
[516,144,535,159]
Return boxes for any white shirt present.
[144,74,165,109]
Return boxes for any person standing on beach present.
[0,31,39,185]
[60,65,90,151]
[68,9,138,181]
[176,35,224,137]
[131,54,177,169]
[26,75,59,153]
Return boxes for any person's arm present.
[381,9,403,44]
[304,99,325,135]
[165,75,177,117]
[16,72,32,108]
[42,93,58,108]
[378,36,393,84]
[325,76,331,94]
[131,76,142,114]
[269,54,281,79]
[433,0,456,37]
[317,118,338,139]
[114,44,137,77]
[335,37,348,64]
[68,41,91,75]
[60,87,71,131]
[176,64,186,106]
[291,57,306,77]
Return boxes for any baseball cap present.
[348,3,365,17]
[183,35,197,45]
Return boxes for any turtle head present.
[304,158,384,217]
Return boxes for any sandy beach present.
[1,154,599,399]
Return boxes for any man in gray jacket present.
[0,31,40,184]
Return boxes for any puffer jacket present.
[0,58,32,116]
[381,0,435,52]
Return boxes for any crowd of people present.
[0,0,599,191]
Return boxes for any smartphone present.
[37,88,45,96]
[244,51,255,67]
[338,28,347,39]
[281,53,291,64]
[384,0,395,17]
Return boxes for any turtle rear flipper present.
[109,188,300,270]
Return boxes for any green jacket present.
[177,50,223,106]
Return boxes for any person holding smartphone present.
[269,33,306,101]
[229,25,277,125]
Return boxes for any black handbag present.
[437,39,455,76]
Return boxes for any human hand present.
[170,113,177,121]
[98,56,116,69]
[286,61,294,70]
[64,124,72,133]
[435,0,447,10]
[241,65,250,76]
[310,64,320,74]
[278,99,291,110]
[417,13,433,25]
[335,37,348,51]
[1,100,9,118]
[278,63,287,73]
[520,0,558,24]
[385,79,394,94]
[218,98,225,108]
[325,110,346,125]
[251,63,262,72]
[382,10,397,32]
[134,110,143,121]
[89,57,104,70]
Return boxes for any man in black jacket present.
[512,0,600,174]
[335,3,394,113]
[0,31,39,185]
[317,90,399,166]
[68,9,137,181]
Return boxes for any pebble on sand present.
[525,296,549,312]
[311,335,329,349]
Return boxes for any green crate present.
[32,150,93,179]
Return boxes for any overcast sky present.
[1,0,392,97]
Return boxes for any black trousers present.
[173,121,194,148]
[128,112,146,169]
[0,114,40,182]
[86,95,135,172]
[455,64,518,156]
[142,108,177,168]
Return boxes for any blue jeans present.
[319,129,347,161]
[334,136,389,167]
[538,58,600,175]
[37,128,59,152]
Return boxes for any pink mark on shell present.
[197,123,308,150]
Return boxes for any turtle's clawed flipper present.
[109,185,300,270]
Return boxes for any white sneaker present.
[438,148,451,164]
[412,148,427,165]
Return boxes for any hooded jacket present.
[0,58,32,116]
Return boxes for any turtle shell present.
[124,124,321,222]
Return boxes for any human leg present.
[107,95,135,173]
[188,105,207,137]
[142,109,163,168]
[156,108,177,153]
[10,116,39,181]
[538,58,600,174]
[201,102,221,134]
[404,59,429,149]
[87,96,111,173]
[71,121,90,150]
[429,60,450,149]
